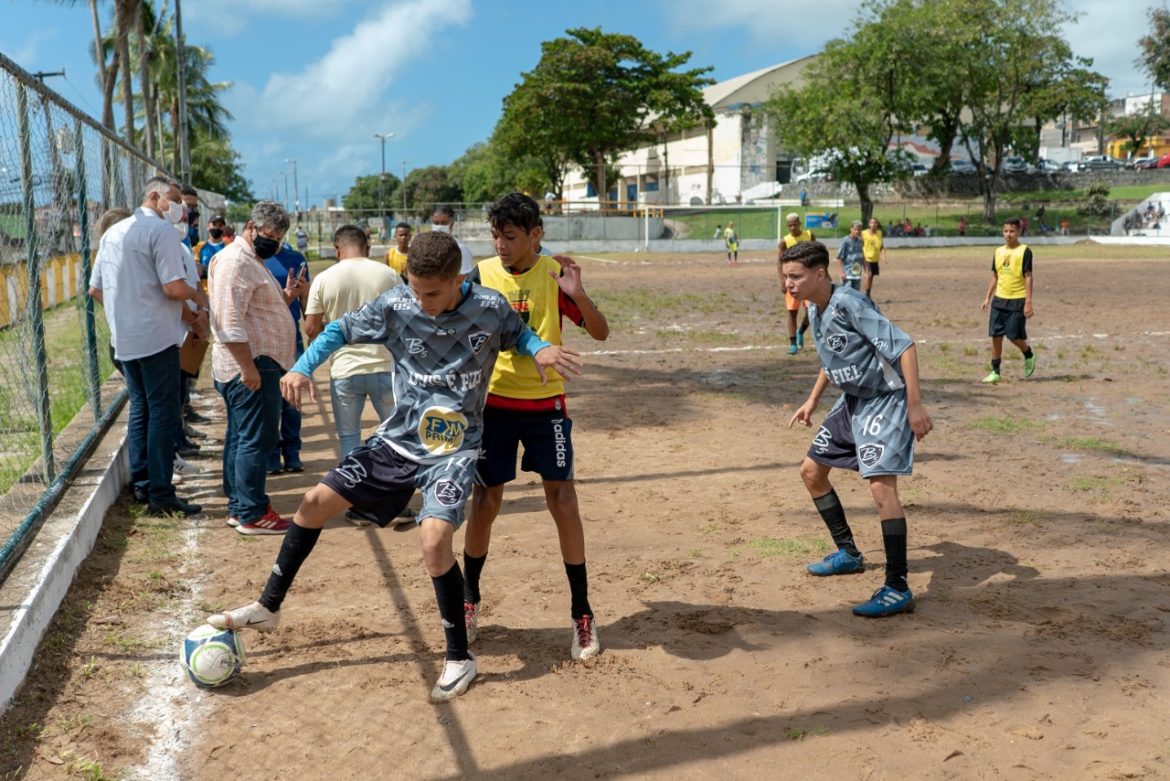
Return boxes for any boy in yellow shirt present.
[981,218,1036,383]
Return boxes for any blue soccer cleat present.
[807,548,865,576]
[852,585,916,618]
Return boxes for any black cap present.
[208,214,226,224]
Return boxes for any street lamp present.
[374,132,394,226]
[401,159,410,213]
[285,158,299,221]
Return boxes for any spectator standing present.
[88,176,207,517]
[196,214,228,279]
[208,201,305,535]
[180,185,201,248]
[295,226,309,255]
[386,222,411,277]
[430,204,476,275]
[263,241,311,474]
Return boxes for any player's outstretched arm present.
[533,345,583,385]
[899,343,933,441]
[1023,271,1034,318]
[551,256,609,341]
[789,369,830,428]
[280,371,316,409]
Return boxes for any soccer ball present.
[181,624,245,688]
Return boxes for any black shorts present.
[865,261,880,277]
[321,440,476,528]
[476,406,574,486]
[989,304,1028,340]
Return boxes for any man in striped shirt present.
[208,201,307,535]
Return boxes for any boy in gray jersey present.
[782,240,933,618]
[206,233,582,701]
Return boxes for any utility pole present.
[402,159,410,213]
[175,0,190,184]
[286,158,299,222]
[282,172,289,213]
[374,132,394,228]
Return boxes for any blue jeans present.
[216,356,283,523]
[269,333,303,469]
[123,345,181,505]
[330,372,395,456]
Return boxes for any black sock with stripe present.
[432,562,470,661]
[259,523,322,612]
[813,490,859,556]
[881,517,909,592]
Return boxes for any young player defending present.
[462,192,609,660]
[783,240,933,617]
[837,220,865,290]
[780,213,814,354]
[980,218,1036,384]
[861,217,887,298]
[206,232,582,701]
[724,222,739,266]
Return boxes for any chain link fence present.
[0,52,181,581]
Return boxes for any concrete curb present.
[0,407,129,714]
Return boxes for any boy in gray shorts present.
[782,240,934,617]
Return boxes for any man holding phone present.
[263,238,311,473]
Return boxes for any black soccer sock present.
[991,358,1002,373]
[432,562,470,661]
[799,317,810,335]
[789,336,797,346]
[564,561,593,620]
[880,517,909,592]
[463,551,487,605]
[1023,347,1034,359]
[258,523,322,612]
[813,490,859,556]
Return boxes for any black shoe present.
[184,423,208,440]
[132,488,148,504]
[147,499,203,517]
[176,443,201,459]
[184,407,211,424]
[283,454,304,473]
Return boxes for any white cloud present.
[1062,1,1149,97]
[669,0,859,48]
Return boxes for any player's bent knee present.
[295,484,344,529]
[799,458,829,490]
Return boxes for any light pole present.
[282,171,289,213]
[285,158,299,222]
[374,132,394,228]
[401,159,410,213]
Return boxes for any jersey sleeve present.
[1021,247,1033,275]
[338,291,395,346]
[559,290,586,328]
[849,297,914,363]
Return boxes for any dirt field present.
[2,245,1169,780]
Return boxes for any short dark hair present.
[780,240,830,269]
[333,224,368,251]
[408,232,462,279]
[1003,218,1022,229]
[431,204,457,221]
[395,222,411,232]
[488,192,540,232]
[180,185,198,197]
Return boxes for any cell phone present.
[297,262,308,279]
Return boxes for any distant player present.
[861,217,887,298]
[386,222,410,277]
[981,218,1035,384]
[780,213,814,354]
[724,222,739,266]
[207,232,582,702]
[783,240,933,618]
[837,220,865,290]
[463,192,609,660]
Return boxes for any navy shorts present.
[476,406,574,486]
[865,261,880,277]
[989,304,1028,341]
[807,392,915,478]
[321,439,476,528]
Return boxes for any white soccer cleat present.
[464,601,480,645]
[207,601,280,633]
[571,615,601,660]
[431,654,477,702]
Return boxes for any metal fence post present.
[75,120,102,418]
[17,83,56,481]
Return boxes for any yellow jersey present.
[385,247,408,276]
[993,243,1031,300]
[861,229,883,263]
[782,229,814,249]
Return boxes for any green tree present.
[189,127,254,203]
[403,166,463,219]
[1138,5,1170,91]
[342,173,402,213]
[451,140,547,204]
[1104,108,1169,158]
[502,27,714,206]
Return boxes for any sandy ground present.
[2,245,1169,780]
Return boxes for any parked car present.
[1063,160,1083,172]
[910,163,929,177]
[1002,156,1032,175]
[1152,153,1170,169]
[1036,158,1063,173]
[1127,155,1158,170]
[949,159,978,175]
[1136,156,1163,170]
[1080,155,1124,171]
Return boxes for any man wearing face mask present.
[198,214,228,279]
[87,176,207,517]
[181,186,202,248]
[430,204,475,276]
[208,201,307,535]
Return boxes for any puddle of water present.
[1060,453,1081,464]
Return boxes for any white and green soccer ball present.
[181,623,245,688]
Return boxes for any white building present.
[561,56,816,208]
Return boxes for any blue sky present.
[2,0,1150,207]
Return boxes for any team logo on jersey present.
[419,406,468,455]
[508,290,531,323]
[467,331,490,354]
[826,334,848,354]
[872,339,888,352]
[812,426,832,454]
[406,338,428,357]
[434,479,464,507]
[858,443,885,469]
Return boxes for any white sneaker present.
[208,601,280,632]
[173,454,204,476]
[571,615,601,660]
[431,654,477,702]
[390,506,417,528]
[464,601,480,644]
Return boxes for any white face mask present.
[431,223,451,234]
[162,198,185,225]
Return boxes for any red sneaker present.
[236,506,291,536]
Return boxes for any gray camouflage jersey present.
[807,284,913,398]
[338,282,537,464]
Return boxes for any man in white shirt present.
[88,176,207,517]
[304,225,401,458]
[430,204,475,275]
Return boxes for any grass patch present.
[1059,437,1128,456]
[748,535,829,559]
[1008,509,1040,525]
[970,416,1041,434]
